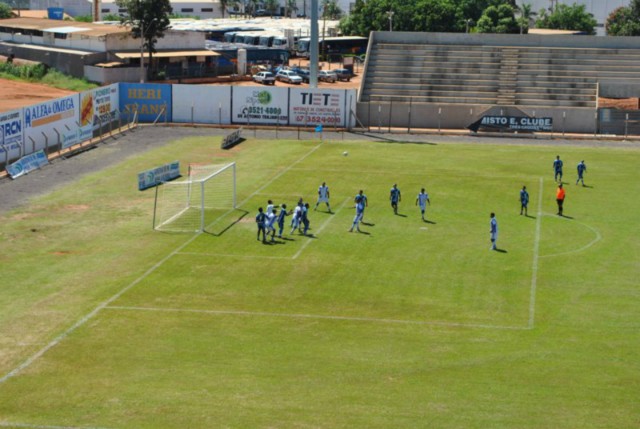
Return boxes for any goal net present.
[153,162,236,232]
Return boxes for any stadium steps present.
[361,42,640,108]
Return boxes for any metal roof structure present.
[0,17,130,36]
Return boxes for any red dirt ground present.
[0,78,77,113]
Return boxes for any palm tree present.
[516,3,537,34]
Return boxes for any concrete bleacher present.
[361,36,640,109]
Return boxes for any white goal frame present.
[153,162,236,232]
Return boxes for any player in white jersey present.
[415,188,431,221]
[314,182,331,212]
[265,209,277,242]
[290,202,303,234]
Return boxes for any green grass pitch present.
[0,135,639,428]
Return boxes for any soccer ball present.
[343,151,348,156]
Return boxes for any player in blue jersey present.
[349,193,365,232]
[354,190,368,222]
[276,203,290,238]
[576,160,587,186]
[489,212,498,250]
[301,203,311,235]
[314,182,331,213]
[390,184,401,214]
[520,185,529,216]
[553,155,564,182]
[415,188,431,221]
[255,207,266,242]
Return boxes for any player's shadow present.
[494,248,508,253]
[581,184,594,189]
[361,221,375,226]
[524,214,536,219]
[357,230,371,235]
[395,213,408,217]
[263,240,285,245]
[280,237,295,241]
[423,219,436,224]
[559,214,574,219]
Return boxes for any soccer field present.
[0,135,639,428]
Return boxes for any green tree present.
[606,2,640,36]
[476,4,519,33]
[219,0,228,18]
[0,3,13,19]
[264,0,278,16]
[535,3,596,35]
[115,0,173,81]
[323,0,342,20]
[515,2,536,34]
[413,0,458,33]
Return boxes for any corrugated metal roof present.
[115,50,219,58]
[0,17,130,36]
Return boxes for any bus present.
[295,36,368,58]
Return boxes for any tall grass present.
[0,62,97,91]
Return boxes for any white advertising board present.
[0,108,24,163]
[172,85,232,125]
[79,84,120,142]
[231,86,289,125]
[24,94,80,153]
[289,88,356,127]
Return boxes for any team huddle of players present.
[255,182,432,242]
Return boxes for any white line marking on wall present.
[528,177,543,330]
[106,305,530,331]
[0,143,325,385]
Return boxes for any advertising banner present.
[119,83,172,123]
[172,85,231,124]
[79,84,120,141]
[6,150,49,179]
[289,88,350,127]
[231,87,289,125]
[468,116,553,133]
[0,109,24,161]
[24,94,80,153]
[138,161,181,190]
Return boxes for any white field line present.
[0,142,325,385]
[0,421,110,429]
[538,213,602,258]
[105,305,530,331]
[528,177,544,330]
[292,197,351,260]
[177,252,290,260]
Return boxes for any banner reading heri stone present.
[468,116,553,133]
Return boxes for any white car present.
[318,70,337,83]
[276,70,303,84]
[252,71,276,85]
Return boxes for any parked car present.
[275,70,303,84]
[333,68,353,82]
[318,70,337,83]
[252,71,276,85]
[292,67,310,83]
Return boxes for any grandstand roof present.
[0,17,130,36]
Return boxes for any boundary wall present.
[1,83,358,175]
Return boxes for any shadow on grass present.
[205,209,249,237]
[423,219,436,224]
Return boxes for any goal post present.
[153,162,236,232]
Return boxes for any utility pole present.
[139,19,145,83]
[387,10,394,32]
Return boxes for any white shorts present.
[419,203,427,211]
[317,196,329,204]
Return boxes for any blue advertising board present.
[138,161,180,190]
[7,150,49,179]
[119,83,172,124]
[47,7,64,20]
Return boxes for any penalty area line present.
[105,305,530,331]
[0,143,325,386]
[528,177,543,330]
